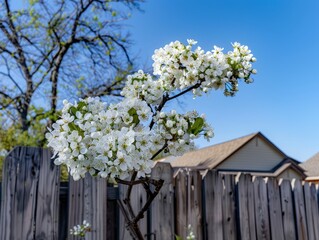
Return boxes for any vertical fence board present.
[151,162,175,240]
[222,174,237,240]
[68,174,108,240]
[292,179,308,240]
[310,184,319,239]
[204,170,223,240]
[304,182,315,240]
[237,174,249,240]
[35,149,60,239]
[175,170,188,239]
[0,147,60,240]
[253,177,271,240]
[280,180,297,240]
[107,198,118,240]
[3,149,319,240]
[59,182,69,240]
[267,178,284,240]
[237,174,256,240]
[189,171,202,240]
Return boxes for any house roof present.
[159,132,289,169]
[242,158,306,178]
[300,152,319,177]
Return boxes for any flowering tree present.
[46,39,256,239]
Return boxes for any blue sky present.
[126,0,319,161]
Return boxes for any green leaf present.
[188,117,204,135]
[77,101,86,111]
[69,106,77,116]
[175,235,183,240]
[68,122,77,131]
[128,108,140,125]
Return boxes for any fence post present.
[68,173,108,240]
[0,146,60,240]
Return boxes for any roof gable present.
[161,132,288,169]
[215,134,287,171]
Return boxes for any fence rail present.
[1,146,319,240]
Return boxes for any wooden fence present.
[1,146,319,240]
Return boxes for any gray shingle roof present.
[159,132,258,169]
[300,152,319,177]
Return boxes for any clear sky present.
[126,0,319,162]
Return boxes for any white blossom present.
[46,39,256,181]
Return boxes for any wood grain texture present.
[188,170,202,240]
[253,177,271,240]
[222,174,237,240]
[237,174,256,240]
[267,178,284,240]
[204,170,223,240]
[175,170,188,239]
[310,184,319,239]
[68,173,108,240]
[151,162,175,240]
[279,180,297,240]
[292,179,308,240]
[303,182,315,240]
[0,147,60,240]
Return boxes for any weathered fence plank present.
[292,179,308,240]
[68,174,108,240]
[151,162,175,240]
[204,170,223,240]
[304,182,315,240]
[279,179,297,240]
[237,174,256,240]
[267,178,284,240]
[175,170,188,239]
[222,174,237,240]
[253,177,271,240]
[2,147,319,240]
[188,170,202,240]
[0,147,60,240]
[310,184,319,239]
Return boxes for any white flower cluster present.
[186,224,195,240]
[155,110,213,156]
[70,220,91,237]
[46,39,256,181]
[46,97,212,180]
[121,70,164,104]
[0,149,8,157]
[152,39,256,96]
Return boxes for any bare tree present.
[0,0,141,132]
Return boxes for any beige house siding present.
[277,168,303,180]
[216,136,285,171]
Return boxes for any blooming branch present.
[46,39,256,181]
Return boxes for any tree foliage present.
[0,0,142,150]
[0,0,143,179]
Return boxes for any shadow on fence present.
[1,147,319,240]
